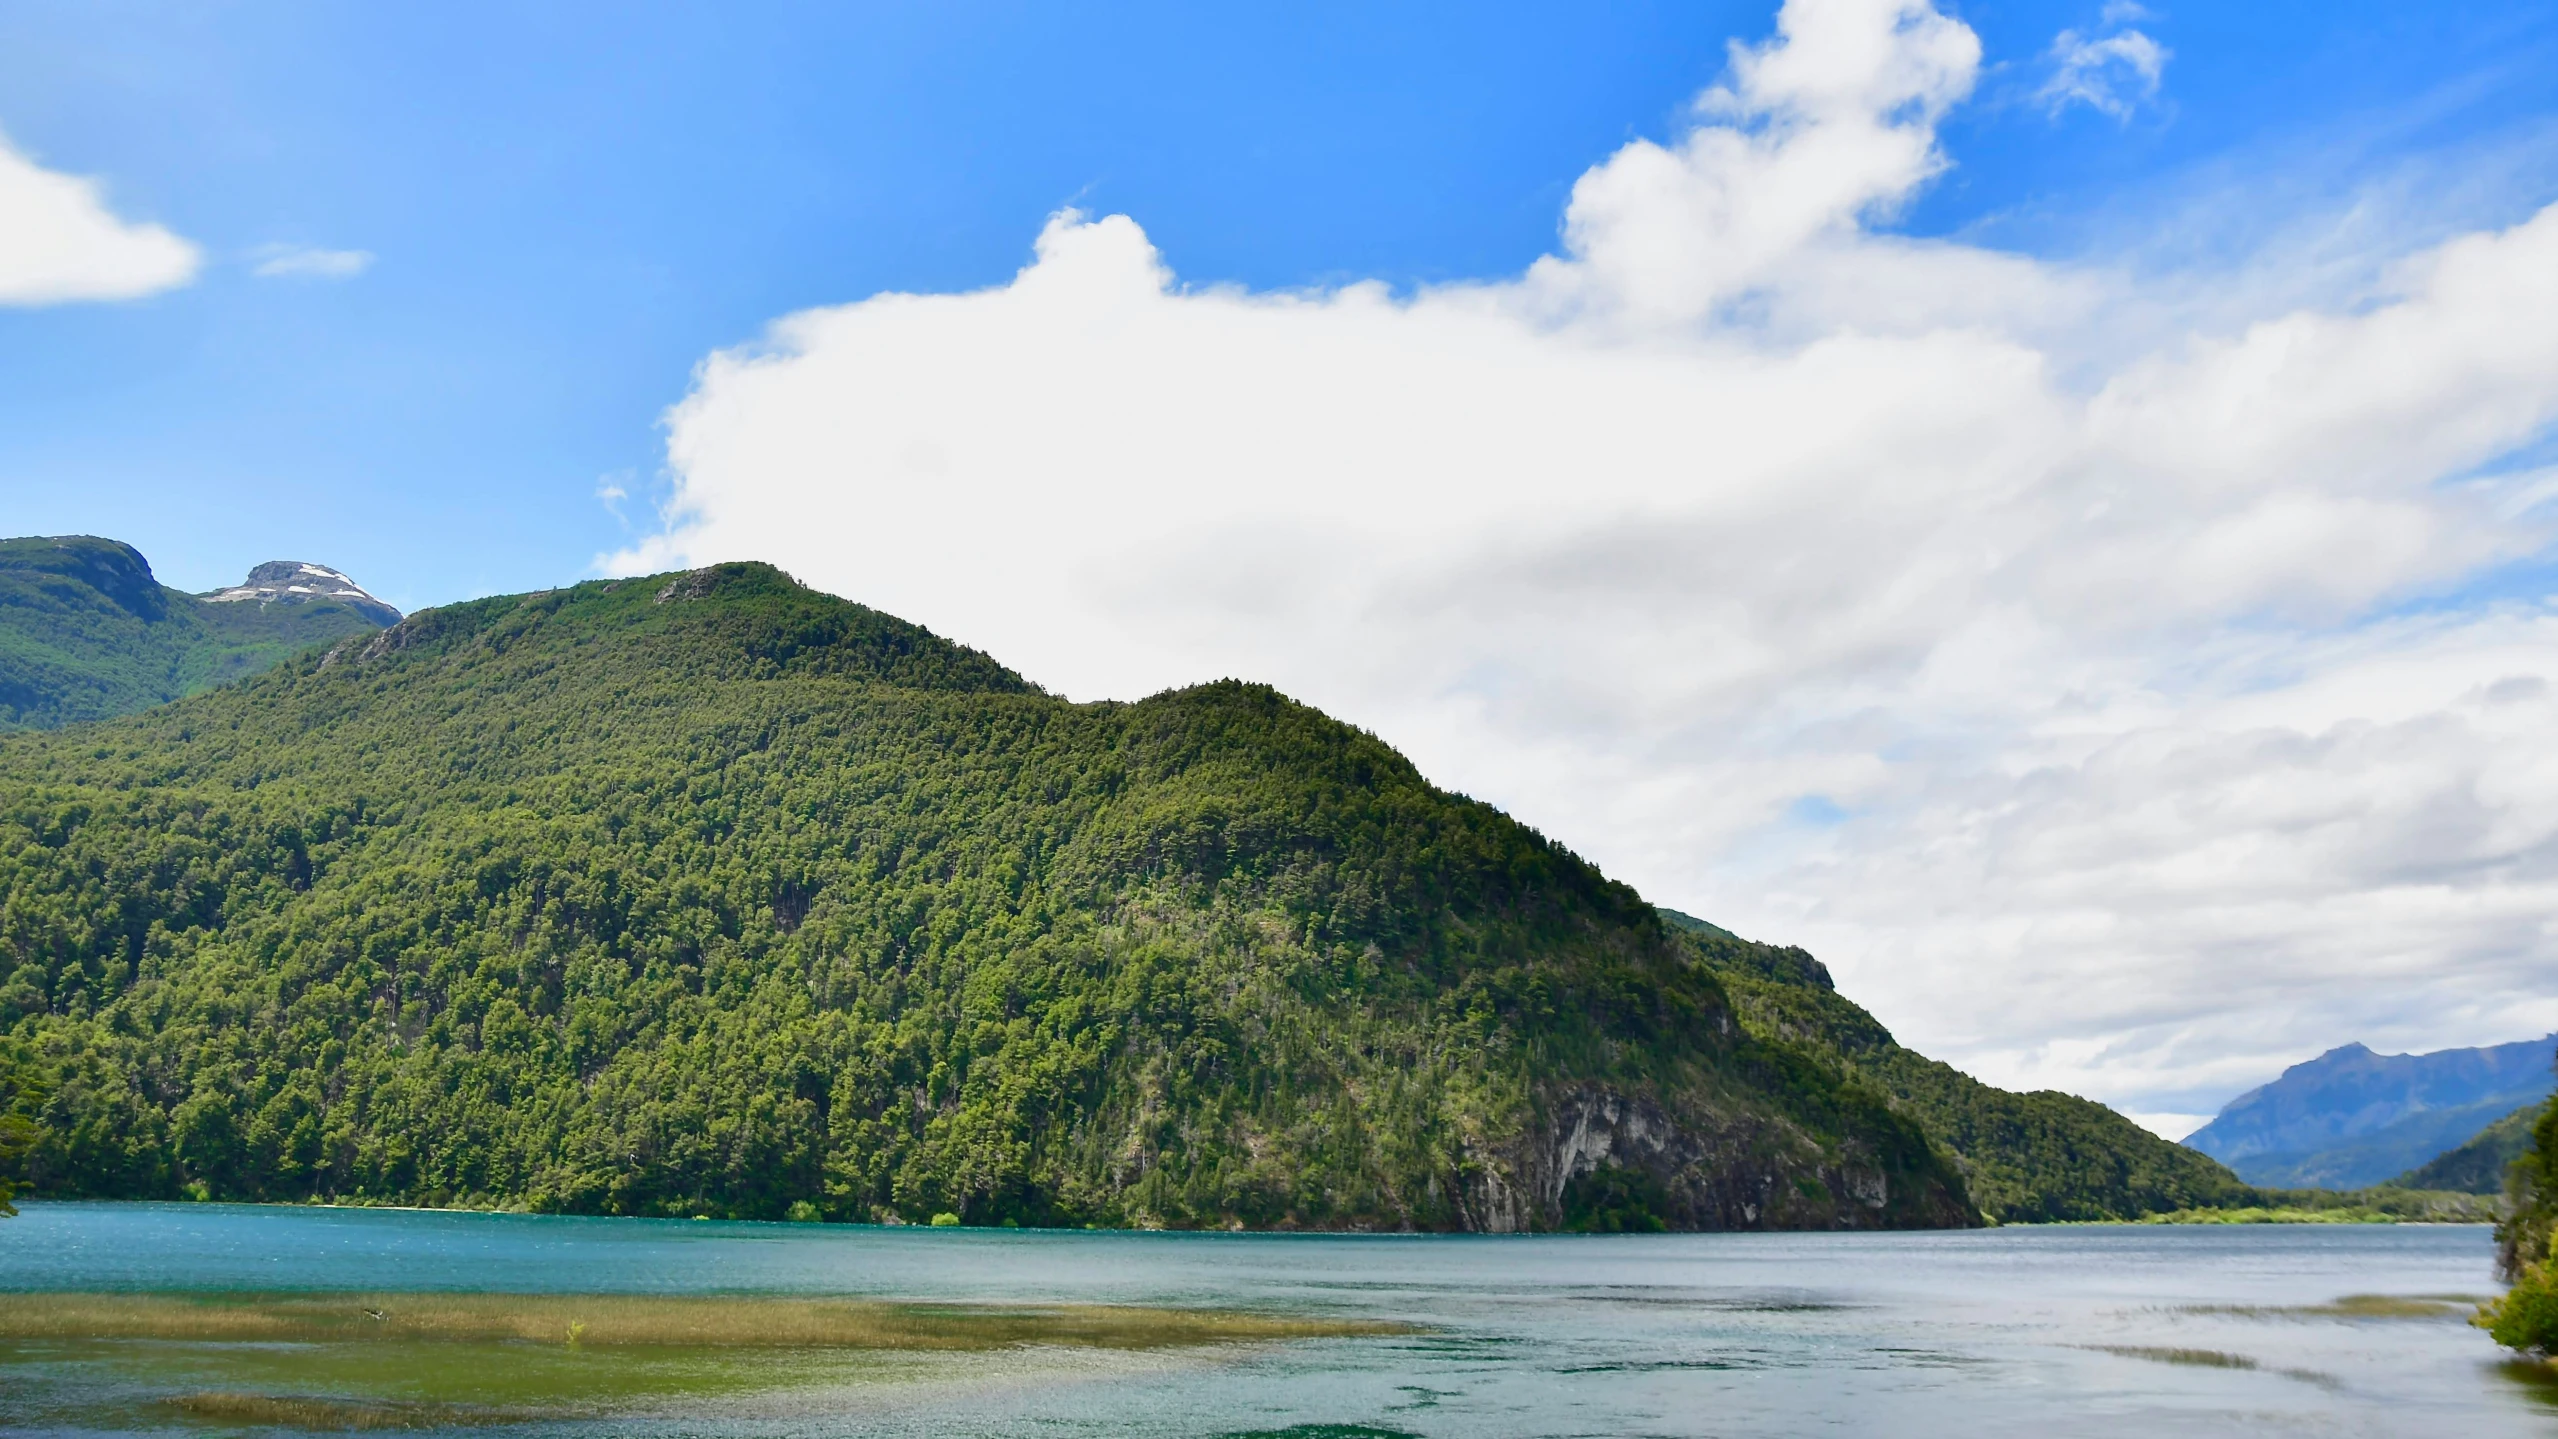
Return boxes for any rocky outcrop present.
[1460,1084,1977,1233]
[203,561,400,624]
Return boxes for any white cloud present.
[0,133,197,304]
[595,473,634,527]
[2040,19,2170,121]
[613,0,2558,1117]
[250,244,373,279]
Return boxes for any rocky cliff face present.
[202,560,401,624]
[1461,1083,1974,1232]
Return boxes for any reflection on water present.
[0,1201,2539,1436]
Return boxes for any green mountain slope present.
[1659,913,2251,1221]
[0,563,1973,1231]
[0,536,396,731]
[2394,1100,2546,1194]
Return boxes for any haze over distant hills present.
[0,536,396,730]
[2183,1036,2557,1190]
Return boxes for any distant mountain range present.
[2183,1036,2556,1190]
[0,535,396,731]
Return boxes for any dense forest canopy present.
[0,563,1976,1230]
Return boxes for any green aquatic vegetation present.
[2086,1345,2256,1370]
[0,1291,1397,1430]
[2081,1345,2343,1390]
[2184,1294,2475,1320]
[2494,1354,2558,1402]
[2322,1294,2481,1317]
[166,1391,529,1431]
[0,1290,1406,1349]
[13,1332,895,1415]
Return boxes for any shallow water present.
[0,1202,2547,1436]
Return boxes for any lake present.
[0,1202,2547,1436]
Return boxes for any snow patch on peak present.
[202,560,399,620]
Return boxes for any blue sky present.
[4,0,2552,607]
[10,0,2558,1120]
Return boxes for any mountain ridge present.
[0,534,397,731]
[2395,1099,2545,1194]
[1660,915,2252,1221]
[0,563,1978,1230]
[2184,1035,2556,1190]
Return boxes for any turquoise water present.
[0,1202,2548,1436]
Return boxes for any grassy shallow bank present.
[0,1290,1413,1430]
[1995,1185,2500,1226]
[2133,1207,2478,1225]
[2130,1186,2500,1225]
[0,1290,1402,1349]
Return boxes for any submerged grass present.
[2086,1345,2257,1370]
[2179,1293,2479,1320]
[164,1392,531,1430]
[2082,1345,2342,1390]
[2,1293,1412,1429]
[0,1291,1406,1350]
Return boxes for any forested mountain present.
[0,536,396,731]
[1661,914,2250,1222]
[0,563,1978,1231]
[2396,1099,2543,1194]
[2184,1036,2556,1189]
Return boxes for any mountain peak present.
[203,560,400,622]
[2182,1033,2557,1188]
[0,534,169,621]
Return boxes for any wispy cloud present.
[250,244,374,279]
[2041,10,2170,121]
[596,472,634,527]
[0,132,197,304]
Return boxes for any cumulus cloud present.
[613,0,2558,1122]
[0,133,197,303]
[250,244,374,279]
